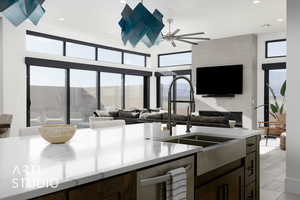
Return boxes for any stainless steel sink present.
[164,134,246,176]
[165,135,234,147]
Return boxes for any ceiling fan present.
[162,18,210,47]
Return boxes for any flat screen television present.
[196,65,243,95]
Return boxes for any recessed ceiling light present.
[253,0,261,4]
[277,18,284,22]
[120,0,126,4]
[58,17,65,21]
[262,24,271,28]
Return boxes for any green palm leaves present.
[269,80,286,120]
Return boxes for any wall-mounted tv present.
[196,65,243,95]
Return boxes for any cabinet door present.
[245,152,256,185]
[68,172,136,200]
[196,167,244,200]
[31,192,67,200]
[245,182,256,200]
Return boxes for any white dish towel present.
[166,167,187,200]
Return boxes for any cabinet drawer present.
[245,152,256,185]
[246,137,257,154]
[137,156,194,200]
[31,192,67,200]
[196,167,245,200]
[245,182,256,200]
[68,172,137,200]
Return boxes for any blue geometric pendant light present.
[119,2,164,48]
[0,0,46,26]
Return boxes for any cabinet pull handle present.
[248,160,254,175]
[223,184,229,200]
[247,143,255,147]
[247,190,254,200]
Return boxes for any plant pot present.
[278,113,286,129]
[280,132,286,151]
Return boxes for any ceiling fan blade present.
[171,29,180,36]
[176,39,198,45]
[171,41,177,47]
[178,37,210,40]
[176,32,205,37]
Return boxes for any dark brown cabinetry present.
[32,172,137,200]
[68,172,137,200]
[32,192,67,200]
[245,182,256,200]
[245,136,260,200]
[195,167,245,200]
[195,135,260,200]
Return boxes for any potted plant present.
[269,80,287,128]
[257,80,286,126]
[257,81,287,149]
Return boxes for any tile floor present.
[260,138,300,200]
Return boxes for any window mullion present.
[66,68,70,124]
[122,74,125,109]
[97,71,101,110]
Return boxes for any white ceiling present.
[39,0,286,46]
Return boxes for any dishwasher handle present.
[140,164,192,186]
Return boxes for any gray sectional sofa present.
[94,109,231,128]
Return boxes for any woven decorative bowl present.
[39,125,76,144]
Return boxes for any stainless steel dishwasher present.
[137,156,195,200]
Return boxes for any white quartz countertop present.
[0,123,262,200]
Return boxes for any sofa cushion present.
[95,110,111,117]
[141,112,163,120]
[162,113,188,121]
[119,110,140,118]
[108,110,119,117]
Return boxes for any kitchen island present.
[0,123,262,200]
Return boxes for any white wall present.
[256,32,287,122]
[1,19,27,137]
[286,0,300,195]
[0,18,3,114]
[192,34,258,129]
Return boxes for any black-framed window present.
[29,66,67,126]
[262,62,287,122]
[159,75,174,111]
[176,74,192,115]
[100,72,123,110]
[26,34,64,56]
[26,30,150,67]
[124,52,146,67]
[158,51,192,67]
[26,57,151,128]
[125,75,144,109]
[156,70,192,114]
[265,39,287,58]
[97,48,122,64]
[70,69,97,127]
[66,42,96,60]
